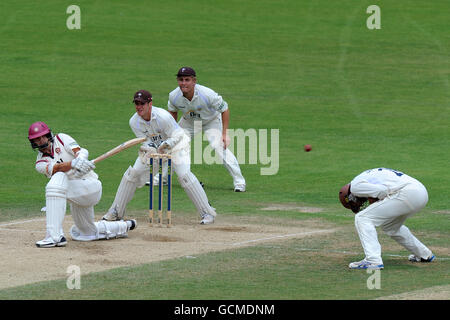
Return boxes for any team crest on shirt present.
[55,148,61,154]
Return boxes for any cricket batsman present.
[28,121,136,247]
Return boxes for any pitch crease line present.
[231,229,334,246]
[0,228,43,232]
[0,218,46,227]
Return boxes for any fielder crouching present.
[339,167,435,269]
[28,121,136,248]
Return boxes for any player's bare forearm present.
[221,109,230,133]
[169,111,178,122]
[51,147,81,174]
[221,109,230,148]
[52,162,72,174]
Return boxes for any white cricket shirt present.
[168,84,228,122]
[129,106,186,148]
[35,133,97,180]
[350,168,418,199]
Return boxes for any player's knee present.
[354,213,372,229]
[206,129,223,149]
[382,225,407,237]
[177,171,196,188]
[383,229,397,237]
[124,165,142,183]
[46,172,68,198]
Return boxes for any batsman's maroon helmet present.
[28,121,51,140]
[28,121,53,149]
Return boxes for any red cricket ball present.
[304,144,312,152]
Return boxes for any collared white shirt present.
[35,133,97,180]
[168,84,228,122]
[351,168,418,199]
[129,106,184,147]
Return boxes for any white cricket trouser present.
[179,116,246,187]
[354,179,432,264]
[45,172,102,241]
[108,139,215,218]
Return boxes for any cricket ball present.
[304,144,312,152]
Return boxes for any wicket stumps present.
[149,154,172,227]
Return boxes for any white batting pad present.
[106,166,139,219]
[45,172,68,198]
[178,172,217,217]
[70,220,129,241]
[96,220,129,239]
[45,172,68,241]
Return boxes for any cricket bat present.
[92,137,146,164]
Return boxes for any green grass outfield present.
[0,0,449,301]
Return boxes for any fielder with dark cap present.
[167,67,246,192]
[339,167,435,269]
[102,90,217,224]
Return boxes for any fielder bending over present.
[28,122,136,248]
[102,90,217,225]
[339,168,435,269]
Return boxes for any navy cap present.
[133,90,152,103]
[176,67,196,77]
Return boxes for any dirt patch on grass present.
[0,213,336,290]
[433,210,450,215]
[260,203,324,213]
[375,284,450,300]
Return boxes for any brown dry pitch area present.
[1,209,448,300]
[0,213,336,290]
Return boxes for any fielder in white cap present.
[102,90,217,224]
[339,167,435,269]
[167,67,246,192]
[28,121,136,248]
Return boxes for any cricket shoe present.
[234,184,246,192]
[349,259,384,270]
[102,206,120,221]
[408,254,435,263]
[36,236,67,248]
[200,213,215,225]
[126,219,137,231]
